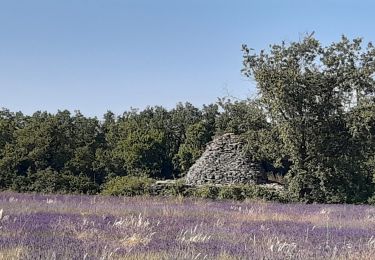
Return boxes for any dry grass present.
[1,193,375,260]
[0,247,24,260]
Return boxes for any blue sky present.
[1,0,374,117]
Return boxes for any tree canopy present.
[242,34,375,202]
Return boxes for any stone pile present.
[185,133,267,185]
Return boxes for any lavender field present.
[0,192,375,260]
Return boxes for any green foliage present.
[0,103,214,193]
[11,168,98,194]
[101,176,154,196]
[368,194,375,205]
[242,34,375,203]
[218,185,245,200]
[114,120,166,178]
[216,98,268,135]
[242,185,290,203]
[192,186,220,199]
[176,121,212,174]
[161,179,190,196]
[187,184,288,202]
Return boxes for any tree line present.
[1,35,375,203]
[0,99,265,194]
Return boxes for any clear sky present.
[1,0,374,117]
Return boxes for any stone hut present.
[185,133,267,185]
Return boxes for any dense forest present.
[1,35,375,204]
[0,99,258,193]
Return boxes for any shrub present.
[218,185,245,200]
[175,184,290,202]
[61,173,99,195]
[160,179,190,196]
[11,169,99,194]
[99,174,290,202]
[240,185,290,203]
[192,185,220,199]
[368,194,375,205]
[101,176,154,196]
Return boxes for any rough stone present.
[185,133,267,185]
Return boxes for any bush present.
[192,185,220,199]
[239,185,289,203]
[170,184,290,202]
[368,194,375,205]
[101,176,154,196]
[160,179,190,196]
[99,175,290,202]
[61,173,99,195]
[11,169,99,194]
[218,185,245,200]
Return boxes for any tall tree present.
[242,35,375,202]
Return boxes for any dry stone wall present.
[185,133,267,185]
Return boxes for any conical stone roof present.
[185,133,267,185]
